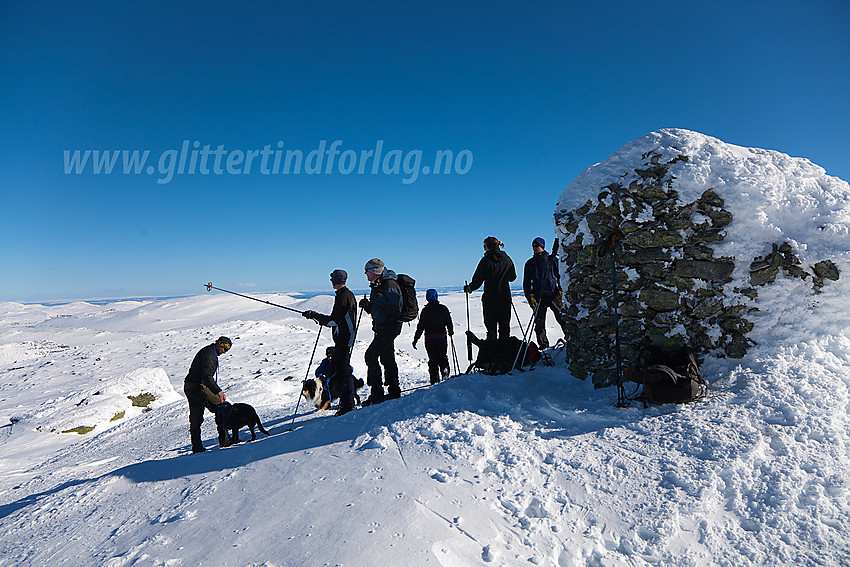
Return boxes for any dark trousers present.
[365,326,401,399]
[330,343,356,410]
[483,301,511,340]
[425,337,449,384]
[185,383,219,451]
[534,295,569,349]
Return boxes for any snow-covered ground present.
[1,282,848,566]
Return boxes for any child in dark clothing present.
[413,289,454,384]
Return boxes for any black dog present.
[215,401,270,447]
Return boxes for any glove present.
[302,310,317,319]
[528,295,537,309]
[412,340,418,350]
[359,298,370,309]
[463,284,471,294]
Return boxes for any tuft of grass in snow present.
[61,425,95,435]
[127,393,155,407]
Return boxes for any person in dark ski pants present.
[413,289,454,384]
[523,237,570,349]
[359,258,403,406]
[183,336,230,453]
[303,269,358,417]
[465,236,517,340]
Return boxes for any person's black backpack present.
[636,345,707,403]
[396,274,419,323]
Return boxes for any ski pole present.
[511,298,541,373]
[287,324,323,431]
[511,300,526,338]
[606,231,627,408]
[449,335,460,376]
[350,294,366,357]
[204,282,303,314]
[465,281,472,362]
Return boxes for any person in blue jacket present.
[523,237,569,349]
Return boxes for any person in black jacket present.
[184,336,230,453]
[303,269,358,416]
[413,289,454,384]
[359,258,403,406]
[465,236,516,340]
[523,237,570,349]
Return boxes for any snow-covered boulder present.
[31,367,181,435]
[554,128,850,386]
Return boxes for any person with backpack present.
[464,236,517,340]
[302,269,358,417]
[359,258,403,405]
[413,289,454,384]
[183,336,231,453]
[523,237,570,349]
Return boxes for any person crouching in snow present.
[413,289,454,384]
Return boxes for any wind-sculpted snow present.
[0,287,848,565]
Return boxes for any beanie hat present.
[365,258,385,275]
[426,288,438,303]
[215,336,232,350]
[330,269,348,285]
[532,237,545,248]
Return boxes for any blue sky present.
[2,1,848,302]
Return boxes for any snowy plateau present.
[1,130,849,566]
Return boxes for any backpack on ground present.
[636,344,707,403]
[396,274,419,323]
[473,336,541,375]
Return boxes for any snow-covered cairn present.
[554,129,847,387]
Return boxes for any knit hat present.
[330,269,348,285]
[426,289,438,303]
[365,258,385,275]
[532,237,545,248]
[215,336,232,350]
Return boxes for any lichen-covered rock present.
[554,129,847,387]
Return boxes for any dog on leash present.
[215,401,269,447]
[302,376,364,410]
